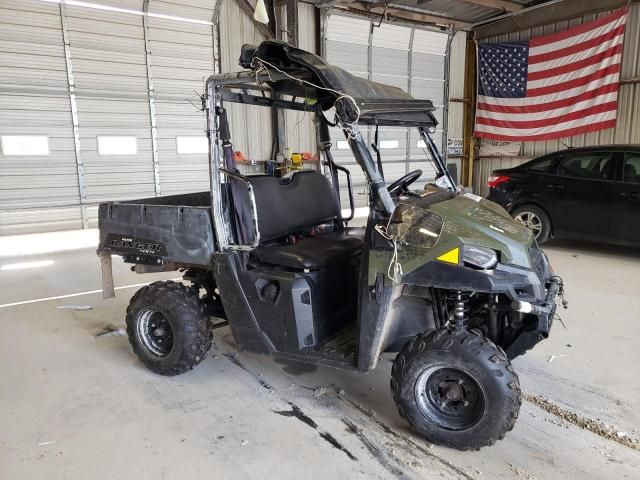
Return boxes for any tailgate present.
[97,202,215,266]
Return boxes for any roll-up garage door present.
[148,0,215,196]
[0,1,81,234]
[65,1,156,226]
[0,0,227,234]
[324,13,448,208]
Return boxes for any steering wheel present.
[387,169,423,195]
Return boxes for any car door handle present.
[547,184,565,190]
[620,192,640,200]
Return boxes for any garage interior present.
[1,0,639,478]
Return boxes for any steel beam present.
[59,1,88,228]
[474,0,637,39]
[459,0,523,12]
[404,27,415,174]
[143,0,161,196]
[336,2,472,29]
[212,0,224,74]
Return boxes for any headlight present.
[463,245,498,269]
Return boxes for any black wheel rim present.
[136,308,174,357]
[414,367,485,431]
[514,211,543,239]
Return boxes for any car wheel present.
[512,205,551,244]
[390,329,521,450]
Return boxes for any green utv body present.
[97,40,564,450]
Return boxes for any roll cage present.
[204,41,455,251]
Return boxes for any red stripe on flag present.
[527,43,623,81]
[476,101,618,128]
[477,83,619,114]
[526,63,620,97]
[529,7,627,47]
[474,120,618,141]
[528,24,625,65]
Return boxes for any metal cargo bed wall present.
[473,3,640,197]
[0,1,82,234]
[323,12,449,209]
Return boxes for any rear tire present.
[512,205,551,244]
[126,281,213,376]
[390,329,521,450]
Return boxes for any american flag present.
[474,7,628,141]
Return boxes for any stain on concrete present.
[94,324,125,338]
[319,431,357,461]
[273,402,357,461]
[274,402,318,429]
[343,418,408,478]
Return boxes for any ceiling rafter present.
[457,0,524,12]
[335,1,472,28]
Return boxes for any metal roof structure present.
[316,0,549,30]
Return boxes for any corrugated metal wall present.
[1,0,298,235]
[474,3,640,196]
[323,12,451,207]
[0,1,82,233]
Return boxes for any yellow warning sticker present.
[436,247,459,264]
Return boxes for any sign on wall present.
[447,138,463,156]
[478,138,522,157]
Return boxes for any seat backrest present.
[247,170,339,242]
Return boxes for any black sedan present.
[486,145,640,246]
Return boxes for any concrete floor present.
[1,236,639,479]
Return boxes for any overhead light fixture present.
[253,0,269,24]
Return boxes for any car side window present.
[555,153,612,180]
[527,157,553,173]
[623,153,640,184]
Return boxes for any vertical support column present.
[461,37,477,188]
[275,2,289,159]
[366,20,374,154]
[284,0,299,48]
[59,1,88,229]
[405,28,415,175]
[441,28,455,169]
[319,8,328,59]
[212,0,224,74]
[143,0,161,196]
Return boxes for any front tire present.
[391,329,521,450]
[126,281,213,376]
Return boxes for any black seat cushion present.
[250,231,363,270]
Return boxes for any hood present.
[430,193,534,268]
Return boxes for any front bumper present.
[506,277,561,358]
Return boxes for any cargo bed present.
[97,192,216,267]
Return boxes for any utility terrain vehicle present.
[97,40,564,450]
